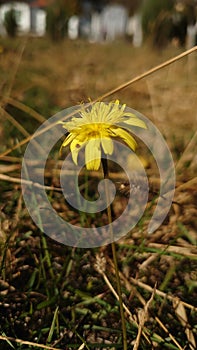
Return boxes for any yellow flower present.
[60,100,146,170]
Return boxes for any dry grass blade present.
[77,344,85,350]
[1,37,27,107]
[175,177,197,192]
[94,253,151,344]
[109,256,196,312]
[154,317,184,350]
[0,164,20,173]
[0,173,63,192]
[129,277,196,311]
[0,106,44,156]
[0,106,30,138]
[172,298,196,350]
[99,46,197,101]
[121,268,189,350]
[0,335,63,350]
[94,254,136,324]
[148,243,197,259]
[2,96,46,123]
[133,286,156,350]
[108,257,186,349]
[138,253,160,271]
[175,130,197,173]
[0,155,21,162]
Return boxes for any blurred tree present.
[141,0,174,35]
[46,0,79,41]
[4,8,18,37]
[183,0,197,24]
[141,0,194,48]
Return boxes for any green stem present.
[102,158,127,350]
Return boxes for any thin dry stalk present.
[95,254,151,345]
[2,96,46,123]
[138,253,160,271]
[1,37,27,106]
[77,344,85,350]
[175,130,197,172]
[173,297,196,350]
[129,275,196,311]
[107,256,186,349]
[0,173,63,192]
[99,46,197,101]
[155,317,184,350]
[0,164,20,173]
[109,257,196,311]
[108,256,196,349]
[133,286,156,350]
[0,106,30,138]
[0,335,63,350]
[148,243,197,259]
[175,177,197,192]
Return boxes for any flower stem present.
[101,158,127,350]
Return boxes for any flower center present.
[87,123,109,138]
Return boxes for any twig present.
[133,286,156,350]
[175,130,197,172]
[108,256,197,311]
[0,106,30,138]
[1,37,27,109]
[155,317,184,350]
[0,173,63,192]
[94,254,151,344]
[1,96,46,123]
[148,242,197,259]
[128,276,196,311]
[0,335,62,350]
[175,177,197,192]
[172,298,196,350]
[107,257,187,349]
[110,259,186,349]
[98,46,197,101]
[77,344,85,350]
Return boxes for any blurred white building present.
[68,15,79,40]
[0,1,31,35]
[101,4,128,41]
[186,22,197,48]
[126,13,143,47]
[89,12,102,42]
[30,6,46,36]
[74,3,143,46]
[0,0,46,36]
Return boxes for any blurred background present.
[0,0,196,47]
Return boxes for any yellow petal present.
[61,133,76,148]
[85,139,101,170]
[101,137,113,155]
[70,137,86,165]
[111,127,137,151]
[120,103,126,111]
[122,115,147,129]
[114,100,120,106]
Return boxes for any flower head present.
[60,100,146,170]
